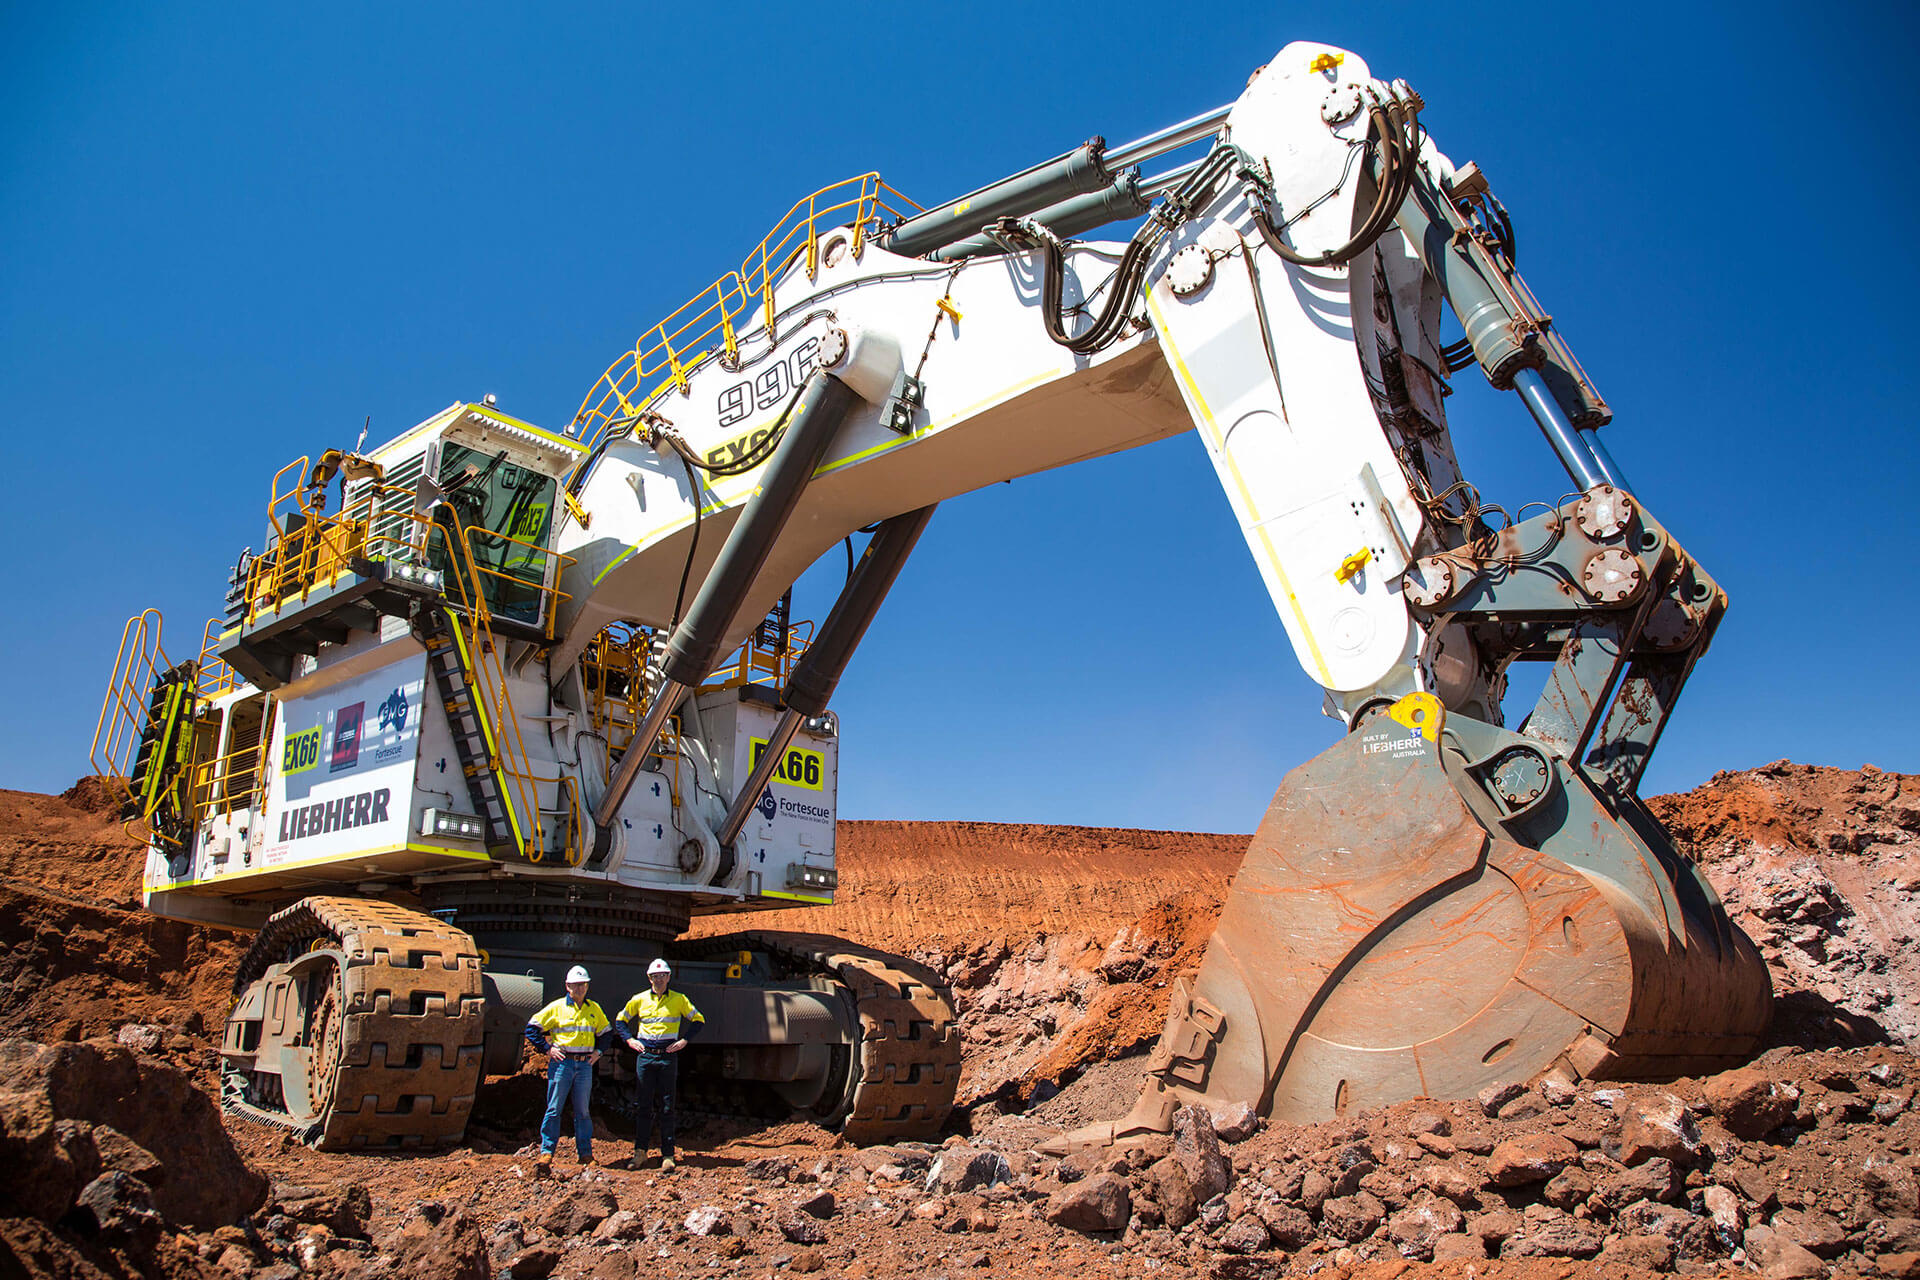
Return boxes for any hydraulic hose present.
[1250,97,1421,269]
[1005,144,1241,355]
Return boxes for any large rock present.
[278,1183,373,1239]
[1771,1207,1850,1258]
[1485,1133,1579,1187]
[538,1184,618,1238]
[73,1171,162,1243]
[1414,1163,1478,1207]
[1210,1102,1260,1145]
[1141,1156,1197,1229]
[1866,1158,1920,1216]
[0,1037,265,1229]
[1172,1105,1230,1203]
[773,1204,828,1245]
[1217,1216,1270,1253]
[1597,1234,1676,1272]
[1501,1215,1602,1259]
[926,1147,1012,1194]
[1744,1224,1825,1280]
[1319,1192,1385,1243]
[1256,1201,1314,1249]
[1703,1068,1798,1139]
[1044,1172,1130,1234]
[1616,1200,1713,1259]
[1590,1157,1681,1211]
[387,1208,491,1280]
[1384,1197,1466,1260]
[1608,1092,1701,1166]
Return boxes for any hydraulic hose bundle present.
[1250,90,1423,269]
[996,144,1245,355]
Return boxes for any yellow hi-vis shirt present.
[618,989,704,1044]
[528,995,610,1050]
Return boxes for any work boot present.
[580,1156,595,1168]
[660,1156,676,1172]
[534,1151,553,1179]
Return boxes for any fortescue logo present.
[378,688,409,732]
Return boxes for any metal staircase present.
[415,605,526,859]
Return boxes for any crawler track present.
[224,896,487,1150]
[676,932,962,1142]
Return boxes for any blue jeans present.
[541,1055,595,1159]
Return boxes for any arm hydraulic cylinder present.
[884,140,1112,259]
[929,170,1150,262]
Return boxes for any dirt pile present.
[0,787,245,1044]
[688,820,1246,1106]
[0,1033,266,1279]
[1658,762,1920,1047]
[54,1041,1903,1280]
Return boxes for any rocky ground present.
[0,761,1914,1279]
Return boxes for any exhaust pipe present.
[716,505,937,850]
[589,371,862,856]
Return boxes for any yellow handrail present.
[91,609,170,789]
[438,511,553,861]
[571,173,921,452]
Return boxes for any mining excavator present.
[90,40,1769,1151]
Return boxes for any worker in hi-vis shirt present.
[616,958,705,1170]
[524,964,612,1169]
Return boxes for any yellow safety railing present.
[438,511,569,863]
[187,704,273,825]
[580,623,690,789]
[195,617,240,700]
[703,618,814,693]
[571,173,921,449]
[239,470,577,642]
[91,609,171,793]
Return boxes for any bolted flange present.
[1166,244,1214,297]
[1575,485,1633,540]
[1403,556,1458,609]
[1580,548,1644,604]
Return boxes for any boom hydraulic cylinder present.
[715,505,936,850]
[590,372,861,851]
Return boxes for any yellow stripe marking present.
[1145,289,1332,684]
[144,840,490,891]
[590,369,1059,589]
[762,889,833,904]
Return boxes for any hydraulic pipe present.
[1582,430,1632,495]
[589,371,861,846]
[715,505,937,849]
[928,170,1149,262]
[1138,157,1208,200]
[885,140,1112,259]
[1512,367,1607,492]
[1104,104,1232,170]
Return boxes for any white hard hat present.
[647,958,672,976]
[566,965,591,984]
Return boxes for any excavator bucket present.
[1054,697,1771,1146]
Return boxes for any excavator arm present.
[552,40,1768,1133]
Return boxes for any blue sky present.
[4,3,1915,830]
